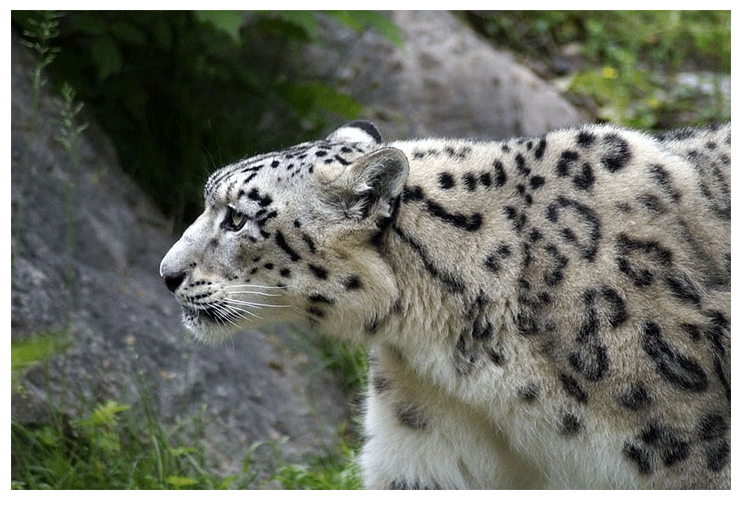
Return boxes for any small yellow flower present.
[648,97,660,108]
[602,66,617,79]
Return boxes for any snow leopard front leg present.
[358,345,543,490]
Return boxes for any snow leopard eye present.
[223,205,247,231]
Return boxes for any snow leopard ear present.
[324,147,409,221]
[327,120,383,145]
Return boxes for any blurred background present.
[10,10,731,489]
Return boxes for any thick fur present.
[160,121,730,489]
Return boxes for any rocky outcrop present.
[303,11,587,141]
[10,32,349,479]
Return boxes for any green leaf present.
[89,400,130,427]
[90,35,123,80]
[195,10,243,42]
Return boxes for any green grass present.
[272,422,363,490]
[11,329,365,490]
[11,393,361,490]
[11,367,259,490]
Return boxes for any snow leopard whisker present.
[224,284,287,290]
[226,290,284,297]
[223,298,292,308]
[218,301,263,320]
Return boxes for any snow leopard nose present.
[163,271,186,293]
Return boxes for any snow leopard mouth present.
[182,304,240,326]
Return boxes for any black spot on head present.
[315,150,327,157]
[515,153,531,176]
[494,163,507,187]
[308,293,335,304]
[275,230,302,262]
[308,264,328,280]
[534,138,547,159]
[343,275,363,290]
[438,172,455,189]
[271,160,280,168]
[480,172,492,187]
[301,233,317,254]
[530,175,545,189]
[463,172,477,191]
[279,268,291,278]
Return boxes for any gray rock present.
[302,11,587,141]
[10,32,349,481]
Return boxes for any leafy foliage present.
[11,10,400,230]
[466,11,730,128]
[11,386,260,489]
